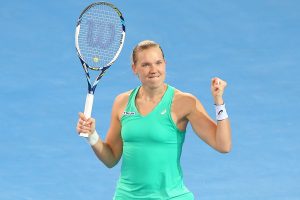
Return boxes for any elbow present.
[218,144,232,154]
[103,156,120,168]
[106,164,115,169]
[104,162,117,169]
[97,154,118,168]
[103,159,119,168]
[219,149,231,154]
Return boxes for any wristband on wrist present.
[215,103,228,121]
[87,130,99,146]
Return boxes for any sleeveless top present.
[113,85,194,200]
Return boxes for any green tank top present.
[113,85,194,200]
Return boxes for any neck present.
[139,84,167,102]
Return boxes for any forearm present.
[213,93,231,153]
[215,118,232,153]
[89,133,120,168]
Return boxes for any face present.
[132,46,166,89]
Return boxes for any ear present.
[132,64,137,75]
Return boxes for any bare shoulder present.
[114,90,132,105]
[113,90,133,119]
[173,89,198,107]
[173,88,207,115]
[172,89,198,117]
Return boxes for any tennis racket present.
[75,2,125,137]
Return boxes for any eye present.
[141,62,150,67]
[156,60,163,65]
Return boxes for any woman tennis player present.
[76,40,232,199]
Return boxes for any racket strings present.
[78,5,123,68]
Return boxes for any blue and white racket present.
[75,2,125,137]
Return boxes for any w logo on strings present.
[87,20,115,49]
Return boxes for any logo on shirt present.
[123,111,136,116]
[160,109,167,115]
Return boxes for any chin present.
[147,80,165,89]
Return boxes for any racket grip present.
[79,93,94,137]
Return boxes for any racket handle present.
[79,93,94,137]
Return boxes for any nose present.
[149,68,158,76]
[149,63,158,73]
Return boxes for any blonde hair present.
[131,40,165,65]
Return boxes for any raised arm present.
[183,78,232,153]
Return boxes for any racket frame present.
[75,2,125,137]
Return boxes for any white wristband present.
[215,104,228,121]
[87,130,99,146]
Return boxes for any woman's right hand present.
[76,112,96,136]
